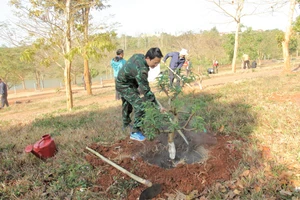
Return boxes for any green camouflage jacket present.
[116,54,156,103]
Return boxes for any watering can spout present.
[25,134,57,159]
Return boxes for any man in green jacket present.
[116,47,165,141]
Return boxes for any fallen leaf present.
[279,189,292,196]
[219,125,224,132]
[220,185,227,193]
[261,146,271,160]
[240,170,250,177]
[233,189,241,195]
[254,186,261,192]
[236,179,244,189]
[199,196,208,200]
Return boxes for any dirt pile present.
[85,133,242,199]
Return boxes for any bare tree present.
[282,0,298,72]
[206,0,246,72]
[207,0,286,73]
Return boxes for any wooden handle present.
[167,66,192,88]
[86,147,152,187]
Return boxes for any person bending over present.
[116,47,166,141]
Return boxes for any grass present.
[0,68,300,199]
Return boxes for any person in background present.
[187,58,193,76]
[242,54,250,69]
[213,60,219,74]
[184,58,192,77]
[162,48,188,87]
[182,60,188,75]
[0,78,9,109]
[111,49,126,100]
[251,60,257,68]
[116,47,166,142]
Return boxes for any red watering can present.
[25,134,57,159]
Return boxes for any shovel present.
[166,65,193,89]
[86,147,162,199]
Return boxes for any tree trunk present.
[35,70,41,89]
[21,80,26,90]
[65,0,73,111]
[41,74,44,90]
[17,74,27,90]
[83,7,92,95]
[282,0,297,73]
[231,21,240,73]
[230,0,244,73]
[83,59,92,94]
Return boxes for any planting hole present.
[140,131,217,169]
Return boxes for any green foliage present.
[21,48,36,62]
[0,47,33,86]
[90,68,99,78]
[87,32,116,59]
[276,32,298,54]
[293,15,300,33]
[223,33,235,62]
[239,28,283,60]
[143,69,207,139]
[32,112,97,133]
[142,101,169,140]
[289,37,298,54]
[51,163,92,190]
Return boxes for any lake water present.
[9,75,114,91]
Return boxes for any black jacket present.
[0,82,8,95]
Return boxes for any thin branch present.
[183,128,197,131]
[183,113,195,128]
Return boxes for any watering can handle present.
[36,135,51,149]
[36,137,45,149]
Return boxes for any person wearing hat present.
[162,48,188,87]
[0,78,9,109]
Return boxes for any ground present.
[3,66,295,199]
[85,134,242,199]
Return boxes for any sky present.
[0,0,298,38]
[94,0,295,36]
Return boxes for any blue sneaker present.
[130,131,146,141]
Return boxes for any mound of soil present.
[85,131,242,199]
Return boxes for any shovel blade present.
[139,184,162,200]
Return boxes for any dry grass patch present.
[0,72,300,199]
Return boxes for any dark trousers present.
[243,60,250,69]
[120,88,144,132]
[169,68,181,87]
[1,94,9,108]
[114,78,121,100]
[213,66,218,73]
[186,69,191,77]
